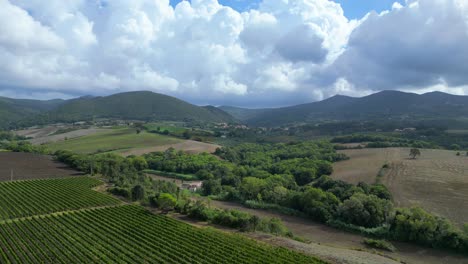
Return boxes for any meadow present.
[46,128,181,154]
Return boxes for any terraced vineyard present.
[0,205,323,264]
[0,177,120,220]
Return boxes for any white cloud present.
[1,0,468,106]
[330,0,468,95]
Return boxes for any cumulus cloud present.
[0,0,468,106]
[330,0,468,96]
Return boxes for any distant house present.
[181,181,203,192]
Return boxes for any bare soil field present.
[0,152,81,181]
[332,148,468,225]
[208,200,468,264]
[120,140,220,156]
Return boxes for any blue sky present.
[169,0,406,19]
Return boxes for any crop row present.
[0,205,324,264]
[0,177,120,220]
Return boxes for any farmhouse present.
[181,181,203,192]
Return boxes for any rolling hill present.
[221,91,468,127]
[0,91,234,129]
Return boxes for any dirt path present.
[207,200,468,264]
[120,140,220,156]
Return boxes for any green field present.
[0,205,323,264]
[0,177,119,220]
[145,122,187,134]
[46,128,181,154]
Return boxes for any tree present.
[131,156,148,171]
[450,144,461,151]
[337,193,393,228]
[131,185,145,201]
[202,179,222,196]
[182,130,191,139]
[409,148,421,159]
[157,193,177,211]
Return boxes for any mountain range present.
[220,90,468,126]
[1,90,468,129]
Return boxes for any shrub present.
[363,238,396,252]
[108,187,130,198]
[157,193,177,211]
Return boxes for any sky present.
[1,0,468,107]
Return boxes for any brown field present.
[0,152,81,181]
[120,140,221,156]
[332,148,468,225]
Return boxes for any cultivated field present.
[45,128,181,154]
[0,152,81,181]
[0,205,323,264]
[15,125,107,144]
[332,148,468,225]
[0,177,119,220]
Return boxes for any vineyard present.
[0,177,120,220]
[0,205,324,264]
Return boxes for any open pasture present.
[332,148,468,225]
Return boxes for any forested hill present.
[47,91,234,123]
[0,91,235,129]
[0,97,65,128]
[221,91,468,127]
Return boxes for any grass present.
[46,128,181,154]
[144,169,199,181]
